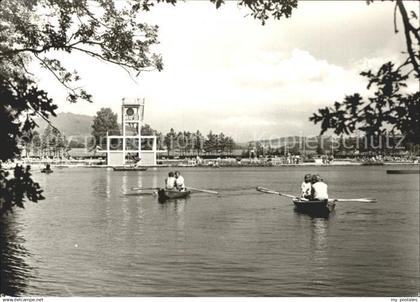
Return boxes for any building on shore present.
[105,98,157,166]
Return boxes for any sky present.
[32,1,416,142]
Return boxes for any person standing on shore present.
[174,171,186,191]
[311,175,328,200]
[301,174,312,199]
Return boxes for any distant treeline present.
[245,134,418,157]
[21,106,418,159]
[21,125,237,158]
[89,108,236,156]
[22,125,69,158]
[159,128,235,156]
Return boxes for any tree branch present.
[72,46,156,73]
[393,2,399,34]
[33,53,79,95]
[396,0,420,77]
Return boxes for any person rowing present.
[41,163,53,173]
[165,171,176,190]
[310,174,328,200]
[174,170,186,192]
[301,174,312,199]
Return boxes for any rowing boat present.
[157,189,191,201]
[292,197,335,215]
[112,166,148,171]
[41,169,53,174]
[256,187,376,203]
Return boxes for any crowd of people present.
[300,174,329,200]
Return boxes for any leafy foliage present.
[192,130,205,155]
[184,130,234,156]
[0,165,44,215]
[40,125,69,157]
[133,0,298,25]
[163,128,176,156]
[162,129,234,157]
[91,108,119,149]
[141,124,159,136]
[310,0,419,146]
[0,74,57,161]
[0,69,56,214]
[235,0,298,24]
[0,0,298,214]
[1,0,163,102]
[310,62,419,142]
[0,0,165,213]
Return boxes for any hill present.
[35,112,93,137]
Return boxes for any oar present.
[330,198,377,203]
[125,192,155,196]
[256,186,296,198]
[256,186,377,203]
[188,187,219,195]
[131,187,160,191]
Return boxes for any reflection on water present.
[159,199,188,249]
[309,218,329,265]
[291,212,331,289]
[0,166,418,296]
[0,218,34,296]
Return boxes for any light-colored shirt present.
[301,182,312,197]
[175,175,185,191]
[166,177,176,190]
[312,182,328,200]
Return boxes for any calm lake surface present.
[1,166,419,296]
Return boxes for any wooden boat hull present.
[158,189,191,201]
[112,167,148,171]
[41,169,53,174]
[292,198,335,215]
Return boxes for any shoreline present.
[3,159,419,170]
[17,162,420,170]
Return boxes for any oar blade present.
[331,198,377,203]
[188,187,219,194]
[131,187,160,191]
[125,192,155,196]
[194,190,218,195]
[256,186,277,194]
[256,187,296,199]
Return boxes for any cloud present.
[30,1,408,141]
[234,49,351,88]
[216,116,277,127]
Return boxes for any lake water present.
[1,166,419,296]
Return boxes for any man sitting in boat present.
[174,171,186,191]
[41,164,53,173]
[165,172,176,190]
[301,174,312,199]
[311,174,328,200]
